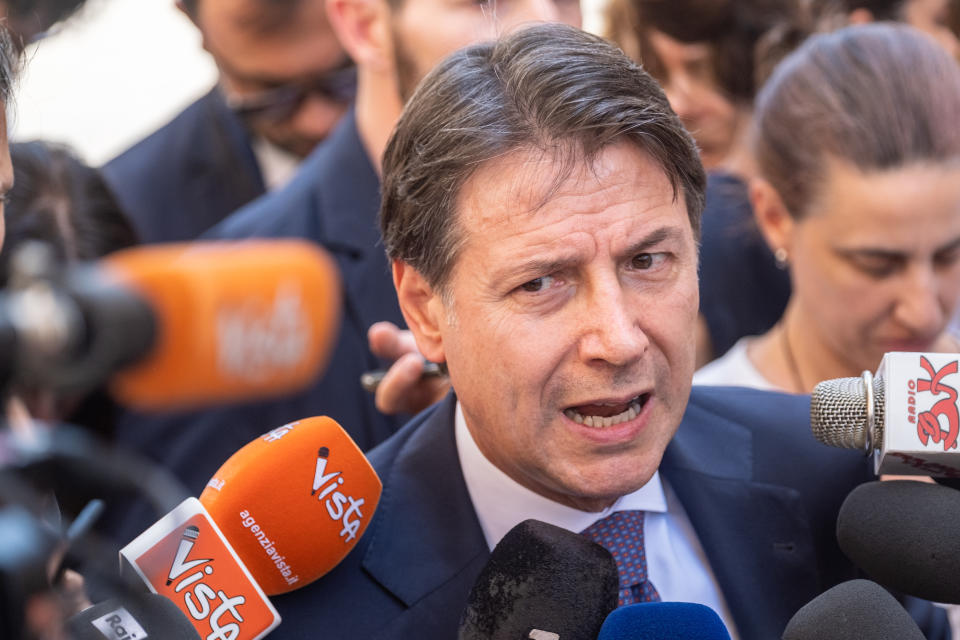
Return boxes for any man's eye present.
[631,253,656,269]
[519,275,553,293]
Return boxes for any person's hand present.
[367,322,450,415]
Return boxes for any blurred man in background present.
[103,0,583,534]
[101,0,353,244]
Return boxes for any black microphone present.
[597,602,731,639]
[837,480,960,604]
[458,519,619,640]
[782,579,925,640]
[66,592,201,640]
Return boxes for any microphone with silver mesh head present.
[810,352,960,477]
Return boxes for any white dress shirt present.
[455,401,740,639]
[252,136,300,191]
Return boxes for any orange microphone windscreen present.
[103,240,341,411]
[198,416,382,595]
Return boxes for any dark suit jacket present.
[268,387,876,640]
[111,112,405,546]
[102,88,266,244]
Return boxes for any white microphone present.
[811,351,960,477]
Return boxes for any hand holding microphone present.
[365,321,448,415]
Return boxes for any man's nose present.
[663,76,696,123]
[577,280,649,367]
[893,266,946,337]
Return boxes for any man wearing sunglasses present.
[105,0,583,547]
[101,0,352,245]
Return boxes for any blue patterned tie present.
[580,510,661,606]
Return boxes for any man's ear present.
[749,177,795,260]
[393,261,447,363]
[326,0,394,72]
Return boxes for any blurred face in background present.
[901,0,959,58]
[642,29,743,170]
[388,0,582,100]
[184,0,352,158]
[779,160,960,375]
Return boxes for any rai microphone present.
[596,602,731,640]
[66,592,201,640]
[120,416,382,640]
[0,240,340,411]
[781,579,925,640]
[837,479,960,604]
[811,351,960,476]
[457,519,619,640]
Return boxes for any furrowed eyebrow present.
[617,227,680,259]
[494,226,683,282]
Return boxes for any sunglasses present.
[225,60,357,124]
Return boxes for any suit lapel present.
[311,112,407,335]
[662,393,820,638]
[362,395,489,609]
[188,90,265,235]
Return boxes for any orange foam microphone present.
[120,417,381,639]
[103,240,341,411]
[199,416,383,595]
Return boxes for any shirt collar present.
[455,400,668,550]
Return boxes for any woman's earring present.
[774,247,789,270]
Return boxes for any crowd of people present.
[3,0,960,638]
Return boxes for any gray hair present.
[380,23,705,294]
[0,25,16,103]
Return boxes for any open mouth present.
[563,394,649,428]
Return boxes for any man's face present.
[192,0,351,157]
[389,0,582,100]
[644,29,741,170]
[424,142,699,512]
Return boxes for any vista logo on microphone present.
[120,499,281,640]
[199,416,383,595]
[910,356,959,451]
[310,446,368,542]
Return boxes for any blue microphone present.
[597,602,732,639]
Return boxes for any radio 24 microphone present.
[120,416,382,640]
[457,519,619,640]
[597,602,731,640]
[0,240,341,411]
[811,352,960,476]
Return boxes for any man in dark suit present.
[102,0,353,244]
[108,0,582,515]
[262,25,885,639]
